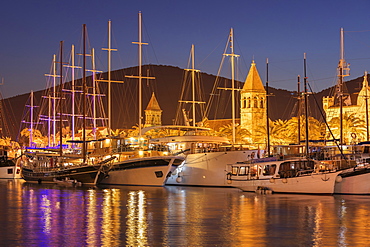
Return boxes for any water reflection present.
[1,180,370,246]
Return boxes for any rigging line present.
[198,36,226,68]
[307,82,346,160]
[142,18,160,65]
[344,30,370,32]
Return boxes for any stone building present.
[240,60,266,143]
[144,92,162,127]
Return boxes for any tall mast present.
[191,45,196,127]
[266,58,270,156]
[126,12,155,144]
[297,75,301,145]
[223,28,240,145]
[82,24,87,163]
[64,44,81,142]
[181,45,202,127]
[100,21,123,136]
[338,28,350,145]
[45,54,60,147]
[303,53,309,157]
[30,90,34,147]
[364,71,369,141]
[59,41,64,156]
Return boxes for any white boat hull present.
[166,150,257,187]
[0,164,22,179]
[334,168,370,194]
[231,172,340,194]
[100,156,184,186]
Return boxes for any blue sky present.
[1,0,370,98]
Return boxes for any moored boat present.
[227,157,341,194]
[0,146,21,179]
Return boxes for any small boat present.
[333,142,370,194]
[0,146,21,179]
[227,157,341,194]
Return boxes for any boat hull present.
[166,150,257,187]
[334,168,370,194]
[100,156,184,186]
[0,160,21,179]
[231,172,340,194]
[21,165,106,185]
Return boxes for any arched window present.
[260,98,264,108]
[242,97,246,108]
[254,97,258,108]
[248,97,251,108]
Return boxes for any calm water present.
[1,180,370,246]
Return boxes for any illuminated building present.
[144,92,162,127]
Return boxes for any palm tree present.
[328,112,366,144]
[217,124,251,144]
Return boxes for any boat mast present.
[303,53,309,157]
[266,58,270,156]
[30,90,34,147]
[182,44,202,127]
[365,71,369,141]
[99,21,123,136]
[59,41,64,156]
[297,75,301,145]
[126,12,155,144]
[82,24,87,163]
[224,28,239,145]
[338,28,350,145]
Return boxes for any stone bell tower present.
[240,60,266,141]
[144,92,162,127]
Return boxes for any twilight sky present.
[1,0,370,99]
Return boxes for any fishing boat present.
[226,157,341,194]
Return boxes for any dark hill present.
[3,64,365,140]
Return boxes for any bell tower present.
[240,61,266,141]
[144,92,162,127]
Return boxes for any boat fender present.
[176,176,183,183]
[227,179,232,184]
[335,176,343,183]
[178,172,184,177]
[269,178,275,183]
[282,178,287,183]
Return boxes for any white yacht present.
[143,125,260,187]
[227,157,341,194]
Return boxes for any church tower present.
[240,61,266,142]
[144,92,162,127]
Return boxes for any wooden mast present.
[266,58,270,156]
[59,41,63,156]
[303,53,309,157]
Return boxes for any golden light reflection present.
[126,190,148,246]
[101,188,122,246]
[86,189,98,246]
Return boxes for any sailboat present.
[99,13,185,186]
[21,27,114,185]
[164,29,261,187]
[333,28,370,194]
[227,53,342,194]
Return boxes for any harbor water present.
[1,180,370,246]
